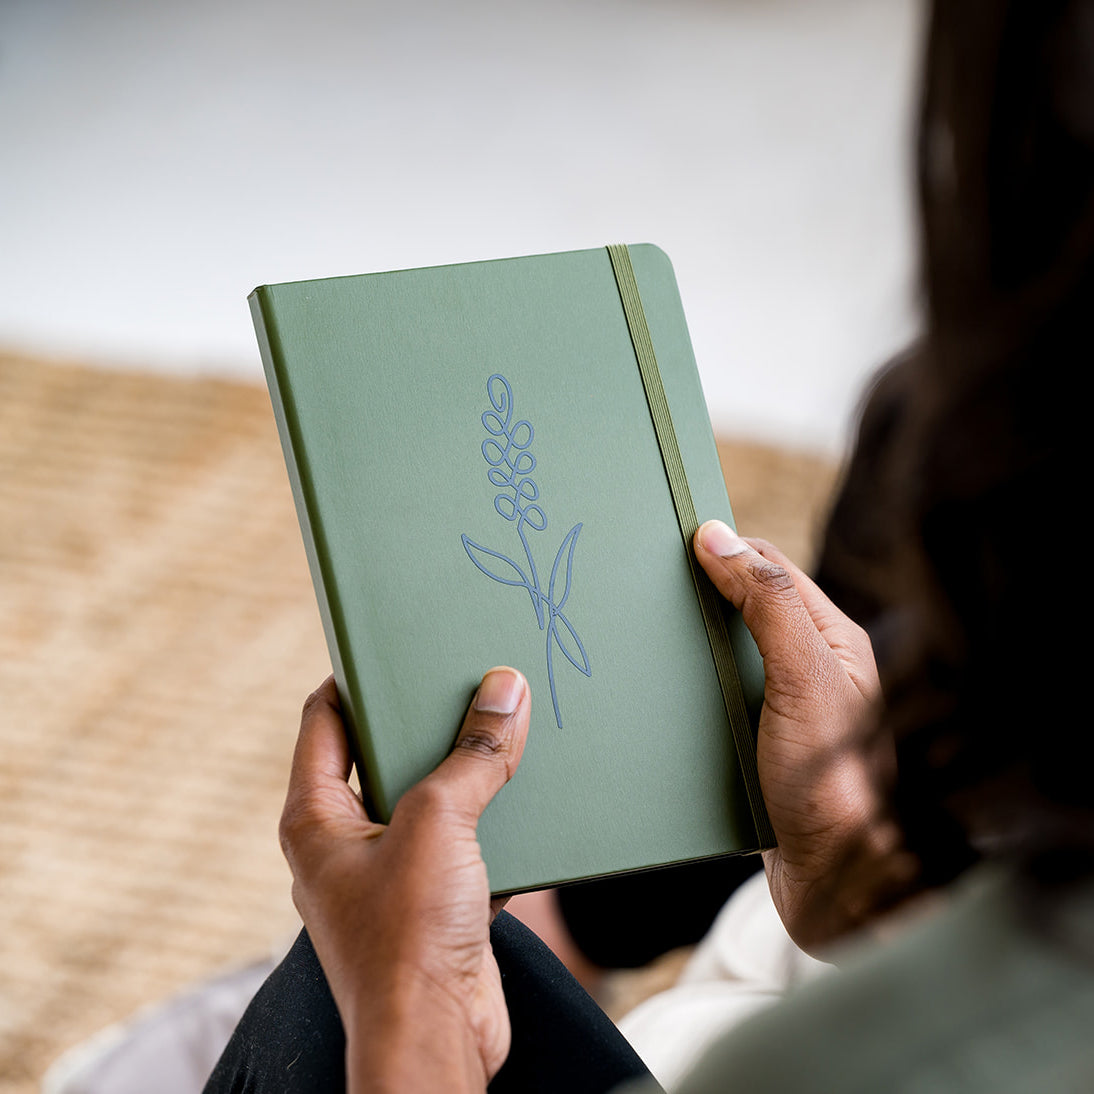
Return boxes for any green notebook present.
[250,243,773,895]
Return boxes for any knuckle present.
[456,726,516,784]
[300,688,324,722]
[850,622,875,659]
[749,556,796,594]
[300,677,337,721]
[839,618,878,671]
[454,730,508,761]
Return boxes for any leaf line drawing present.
[462,373,591,728]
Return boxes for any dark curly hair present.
[815,0,1094,891]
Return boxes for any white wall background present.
[0,0,924,456]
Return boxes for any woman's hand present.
[694,521,918,954]
[278,668,530,1094]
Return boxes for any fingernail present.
[699,520,748,558]
[474,667,524,714]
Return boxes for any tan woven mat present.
[0,351,836,1091]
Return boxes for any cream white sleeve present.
[616,870,831,1091]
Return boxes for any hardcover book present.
[249,243,773,895]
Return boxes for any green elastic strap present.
[607,244,774,848]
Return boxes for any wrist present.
[765,819,923,956]
[343,970,490,1094]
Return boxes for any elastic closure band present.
[607,244,774,848]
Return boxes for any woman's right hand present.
[279,669,531,1091]
[694,520,919,954]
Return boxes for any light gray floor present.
[0,0,923,454]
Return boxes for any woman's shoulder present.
[670,865,1094,1094]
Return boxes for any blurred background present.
[0,0,922,1089]
[2,0,922,451]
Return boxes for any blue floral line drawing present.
[461,373,591,728]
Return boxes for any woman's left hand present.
[278,667,530,1094]
[694,522,916,953]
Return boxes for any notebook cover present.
[249,243,768,894]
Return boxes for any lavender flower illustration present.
[462,373,591,728]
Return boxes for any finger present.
[741,538,872,651]
[281,677,372,865]
[694,520,831,667]
[738,537,843,631]
[419,666,530,822]
[288,676,354,792]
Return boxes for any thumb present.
[420,666,530,822]
[694,520,832,675]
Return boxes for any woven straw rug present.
[0,351,837,1092]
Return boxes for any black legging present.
[204,911,658,1093]
[205,853,760,1091]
